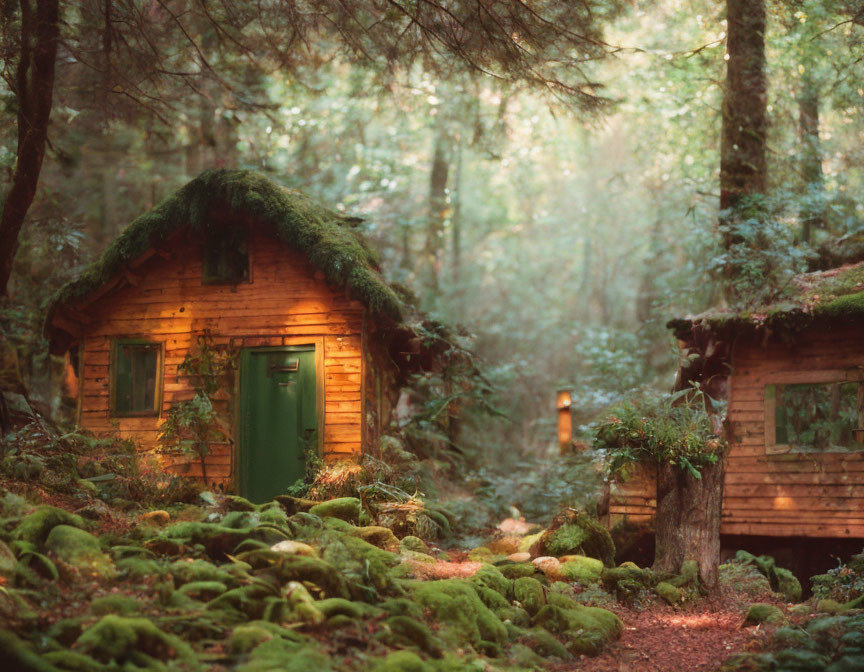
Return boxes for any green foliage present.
[466,451,604,527]
[593,388,724,479]
[710,194,814,306]
[159,335,234,484]
[811,551,864,604]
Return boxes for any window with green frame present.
[202,225,249,285]
[766,379,864,454]
[112,340,162,416]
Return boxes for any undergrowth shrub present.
[592,388,725,480]
[1,423,200,507]
[463,450,604,527]
[811,551,864,603]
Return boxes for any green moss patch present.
[45,525,114,579]
[410,579,508,648]
[46,169,403,345]
[13,506,84,544]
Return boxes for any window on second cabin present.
[112,341,161,416]
[766,379,864,454]
[202,226,249,285]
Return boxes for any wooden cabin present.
[45,169,440,502]
[608,263,864,540]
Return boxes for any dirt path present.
[565,596,771,672]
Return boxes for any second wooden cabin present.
[45,169,455,502]
[607,263,864,540]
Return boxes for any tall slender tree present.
[654,0,768,591]
[0,0,60,295]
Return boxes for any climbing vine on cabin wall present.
[158,334,236,485]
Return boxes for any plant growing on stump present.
[159,335,235,485]
[594,387,727,589]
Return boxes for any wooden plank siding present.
[75,229,367,489]
[609,324,864,539]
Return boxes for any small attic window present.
[202,226,249,285]
[766,378,864,454]
[112,340,162,416]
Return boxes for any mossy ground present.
[1,429,854,672]
[0,464,627,672]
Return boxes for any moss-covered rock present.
[513,577,546,615]
[775,567,802,603]
[532,603,622,655]
[533,510,615,567]
[116,556,165,579]
[497,562,537,580]
[602,563,648,583]
[315,597,380,620]
[735,550,801,602]
[169,558,234,585]
[227,624,276,655]
[90,595,140,616]
[379,616,443,657]
[160,521,251,558]
[400,536,430,553]
[380,597,425,620]
[558,555,604,584]
[655,581,684,605]
[272,555,351,599]
[410,579,508,646]
[352,525,400,551]
[75,614,196,663]
[236,637,332,672]
[371,651,432,672]
[309,497,362,523]
[284,581,326,625]
[669,559,700,588]
[469,564,512,598]
[468,546,495,562]
[520,627,571,660]
[744,603,785,625]
[13,506,85,544]
[45,525,114,579]
[177,580,228,600]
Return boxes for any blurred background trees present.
[2,0,864,516]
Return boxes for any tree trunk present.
[654,458,725,590]
[719,0,767,219]
[798,72,825,243]
[451,144,463,285]
[0,0,61,296]
[423,125,452,292]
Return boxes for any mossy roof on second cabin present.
[668,261,864,339]
[48,169,403,328]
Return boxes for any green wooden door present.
[240,347,317,503]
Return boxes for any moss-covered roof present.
[46,169,403,341]
[668,261,864,339]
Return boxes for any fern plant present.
[593,388,725,480]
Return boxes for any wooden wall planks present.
[76,230,366,489]
[609,323,864,539]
